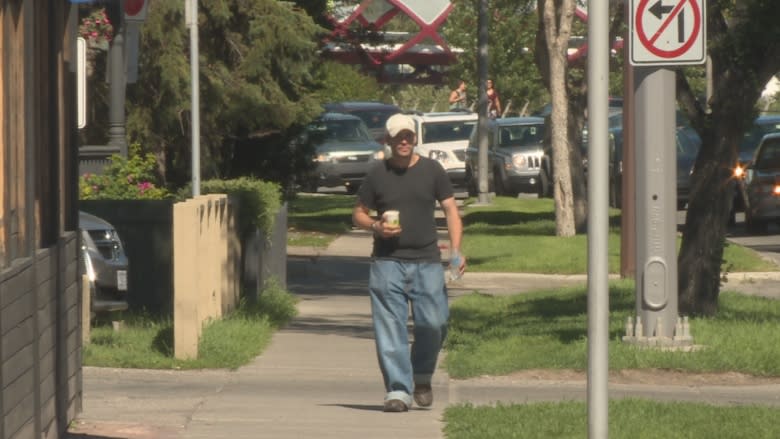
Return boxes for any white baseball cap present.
[386,114,416,137]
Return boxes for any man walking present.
[353,114,465,412]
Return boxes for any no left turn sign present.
[629,0,706,66]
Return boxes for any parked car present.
[323,101,402,143]
[584,111,701,209]
[732,114,780,211]
[299,112,384,193]
[464,117,548,197]
[410,110,478,189]
[79,211,129,315]
[738,133,780,233]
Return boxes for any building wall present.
[0,2,81,438]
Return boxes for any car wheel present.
[745,211,767,234]
[345,184,360,195]
[301,178,318,193]
[537,168,551,198]
[493,168,507,196]
[466,169,478,197]
[609,178,622,209]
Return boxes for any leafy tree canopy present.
[126,0,327,187]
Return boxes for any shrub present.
[178,177,283,238]
[80,144,170,200]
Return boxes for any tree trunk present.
[676,1,780,316]
[541,0,577,237]
[567,97,588,232]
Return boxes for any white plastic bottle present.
[449,250,462,282]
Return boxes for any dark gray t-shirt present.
[357,156,454,262]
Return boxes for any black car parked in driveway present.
[79,211,129,315]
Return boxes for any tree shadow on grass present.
[464,210,555,226]
[450,284,638,346]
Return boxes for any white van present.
[410,110,478,189]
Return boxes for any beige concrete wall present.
[173,195,240,360]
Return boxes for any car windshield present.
[739,119,780,157]
[422,121,476,144]
[677,127,701,158]
[309,119,373,143]
[498,124,544,148]
[754,137,780,169]
[352,110,398,130]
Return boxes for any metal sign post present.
[626,0,704,345]
[586,0,610,435]
[630,0,706,66]
[185,0,201,197]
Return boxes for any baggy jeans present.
[368,259,449,406]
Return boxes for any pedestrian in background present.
[449,79,468,110]
[487,79,502,118]
[352,113,465,412]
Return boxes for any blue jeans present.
[368,259,449,405]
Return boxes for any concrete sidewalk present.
[69,231,780,439]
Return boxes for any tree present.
[125,0,326,189]
[534,1,625,235]
[535,0,578,236]
[443,0,548,116]
[676,1,780,316]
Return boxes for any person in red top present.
[487,79,502,119]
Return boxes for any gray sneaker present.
[383,399,409,412]
[413,384,433,407]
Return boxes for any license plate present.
[117,270,128,291]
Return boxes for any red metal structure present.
[321,0,459,84]
[567,5,625,65]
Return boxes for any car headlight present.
[429,150,448,163]
[774,184,780,195]
[733,164,744,178]
[81,230,98,252]
[315,153,332,162]
[373,149,385,160]
[511,154,527,169]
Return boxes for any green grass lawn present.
[444,279,780,438]
[287,194,355,247]
[444,399,780,439]
[461,196,777,273]
[84,281,297,369]
[445,279,780,378]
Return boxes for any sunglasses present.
[389,131,415,143]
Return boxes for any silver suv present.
[300,112,384,194]
[465,117,549,197]
[410,111,478,189]
[79,211,129,315]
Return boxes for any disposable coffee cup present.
[384,210,400,228]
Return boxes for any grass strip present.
[446,280,780,378]
[84,280,297,369]
[444,399,780,439]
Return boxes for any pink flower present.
[137,182,153,193]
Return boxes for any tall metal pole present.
[621,0,636,279]
[634,67,678,338]
[187,0,201,196]
[107,8,128,157]
[476,0,490,204]
[586,0,610,436]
